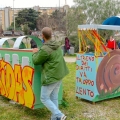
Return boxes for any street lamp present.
[13,0,15,31]
[59,0,60,10]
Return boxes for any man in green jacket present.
[32,27,69,120]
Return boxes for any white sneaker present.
[56,115,67,120]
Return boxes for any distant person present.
[41,39,45,43]
[64,37,70,55]
[106,36,117,50]
[12,30,14,36]
[30,33,39,48]
[1,29,4,36]
[39,33,45,43]
[30,39,37,48]
[29,30,32,35]
[118,41,120,49]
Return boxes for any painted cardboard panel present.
[5,54,10,63]
[76,53,102,101]
[12,54,19,68]
[0,50,36,109]
[76,50,120,102]
[0,54,2,60]
[0,49,63,109]
[22,57,29,68]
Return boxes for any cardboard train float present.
[0,35,62,109]
[76,24,120,102]
[1,16,120,109]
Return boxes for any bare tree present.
[36,10,66,32]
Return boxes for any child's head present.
[110,36,113,40]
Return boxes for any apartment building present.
[0,5,69,30]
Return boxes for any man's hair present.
[42,27,52,40]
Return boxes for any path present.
[64,56,76,63]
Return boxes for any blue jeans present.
[41,80,63,120]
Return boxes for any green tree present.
[15,8,40,30]
[65,0,120,52]
[23,24,29,35]
[65,6,86,36]
[73,0,120,24]
[7,22,22,31]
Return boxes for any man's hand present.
[32,48,39,53]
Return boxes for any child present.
[106,36,117,50]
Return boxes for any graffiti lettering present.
[76,77,94,86]
[0,59,35,108]
[76,65,92,71]
[83,79,94,86]
[81,61,88,66]
[76,77,82,84]
[80,72,87,78]
[76,87,94,97]
[77,55,94,61]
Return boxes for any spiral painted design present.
[96,50,120,94]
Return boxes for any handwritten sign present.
[76,54,98,100]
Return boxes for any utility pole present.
[0,12,1,31]
[59,0,60,10]
[58,0,60,31]
[65,0,67,5]
[13,0,15,31]
[65,0,68,36]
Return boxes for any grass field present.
[0,63,120,120]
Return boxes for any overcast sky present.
[0,0,75,8]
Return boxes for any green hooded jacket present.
[32,39,69,86]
